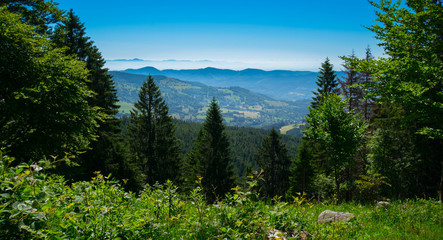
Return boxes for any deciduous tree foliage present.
[0,0,63,35]
[353,0,443,200]
[362,0,443,139]
[305,94,367,200]
[0,8,100,162]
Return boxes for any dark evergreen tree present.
[308,58,339,195]
[311,57,338,109]
[288,140,314,197]
[255,128,291,199]
[339,51,364,112]
[181,129,204,192]
[360,47,377,121]
[184,98,235,202]
[175,119,301,187]
[367,103,422,198]
[52,10,125,180]
[339,50,376,200]
[128,76,181,186]
[53,10,90,59]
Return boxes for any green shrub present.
[1,151,441,239]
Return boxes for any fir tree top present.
[312,57,338,109]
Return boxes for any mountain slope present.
[111,71,309,128]
[123,66,328,100]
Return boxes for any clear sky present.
[56,0,384,71]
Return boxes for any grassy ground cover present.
[1,155,442,239]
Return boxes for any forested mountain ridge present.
[111,71,310,128]
[123,66,345,101]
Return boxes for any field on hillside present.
[112,71,310,128]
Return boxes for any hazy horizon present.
[57,0,384,71]
[105,58,333,71]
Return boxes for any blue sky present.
[56,0,383,71]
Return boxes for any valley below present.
[111,67,323,128]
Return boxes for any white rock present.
[317,210,355,223]
[376,201,391,207]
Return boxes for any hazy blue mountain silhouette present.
[123,66,343,100]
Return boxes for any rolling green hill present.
[111,71,309,128]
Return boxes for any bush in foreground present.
[1,153,441,239]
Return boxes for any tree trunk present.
[334,167,340,201]
[440,161,442,202]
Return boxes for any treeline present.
[121,117,301,178]
[1,0,442,204]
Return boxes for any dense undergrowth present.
[1,153,441,239]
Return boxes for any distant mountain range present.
[105,59,255,71]
[111,71,310,128]
[123,66,345,101]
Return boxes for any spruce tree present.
[360,47,376,121]
[52,10,125,180]
[308,57,339,192]
[311,57,338,108]
[181,129,204,192]
[288,140,314,197]
[185,98,235,202]
[128,76,181,186]
[339,51,364,112]
[255,128,291,199]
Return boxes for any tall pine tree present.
[184,98,235,202]
[128,75,181,186]
[255,128,291,199]
[52,10,125,180]
[360,47,377,121]
[311,57,338,109]
[308,57,339,190]
[288,140,314,198]
[339,51,364,112]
